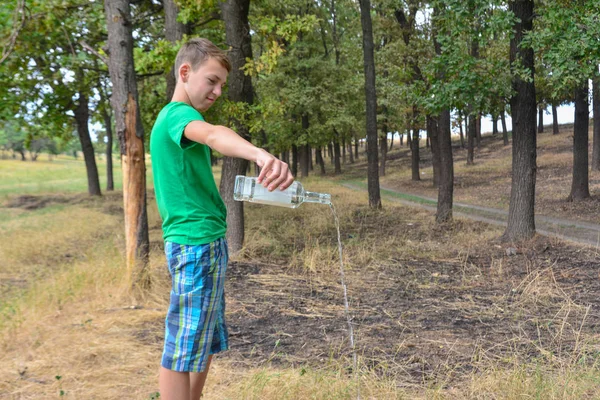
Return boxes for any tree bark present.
[219,0,254,253]
[552,104,559,135]
[354,138,359,159]
[592,77,600,170]
[74,91,102,196]
[359,0,381,208]
[503,0,536,242]
[538,107,544,133]
[327,142,334,165]
[501,111,509,145]
[316,147,326,175]
[102,107,114,191]
[568,83,591,201]
[411,125,420,181]
[333,137,342,174]
[104,0,150,287]
[163,0,189,102]
[291,144,298,176]
[348,140,354,164]
[458,111,465,148]
[437,108,453,223]
[380,126,387,177]
[467,112,475,164]
[428,115,440,187]
[492,115,498,135]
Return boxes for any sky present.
[479,103,578,135]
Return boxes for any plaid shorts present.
[161,238,229,372]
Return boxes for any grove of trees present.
[2,0,600,285]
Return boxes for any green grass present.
[0,154,148,200]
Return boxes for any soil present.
[219,235,600,387]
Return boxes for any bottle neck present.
[303,191,331,205]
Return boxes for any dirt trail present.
[342,182,600,248]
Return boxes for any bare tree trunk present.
[492,115,498,135]
[429,116,441,187]
[503,0,536,242]
[592,77,600,171]
[219,0,254,253]
[104,0,150,287]
[411,126,420,181]
[501,111,509,145]
[354,138,359,159]
[101,107,114,191]
[327,142,334,165]
[437,108,453,223]
[467,112,475,165]
[316,147,326,175]
[291,144,298,176]
[359,0,381,208]
[348,140,354,163]
[163,0,189,102]
[380,125,387,177]
[458,110,465,148]
[475,114,481,146]
[552,104,559,135]
[568,83,591,201]
[333,137,342,174]
[538,106,544,133]
[74,90,102,196]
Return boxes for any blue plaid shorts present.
[161,238,229,372]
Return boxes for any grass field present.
[1,130,600,399]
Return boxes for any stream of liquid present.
[330,202,360,400]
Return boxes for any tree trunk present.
[328,142,334,164]
[300,144,309,177]
[568,83,591,201]
[501,111,509,145]
[316,147,326,175]
[458,111,465,148]
[333,137,342,174]
[342,136,346,164]
[437,108,453,223]
[163,0,189,102]
[503,0,536,242]
[389,132,394,151]
[411,126,420,181]
[475,114,481,146]
[101,106,114,191]
[592,77,600,170]
[104,0,150,287]
[291,144,298,176]
[379,126,387,177]
[428,115,440,187]
[552,104,559,135]
[354,138,359,159]
[348,140,354,163]
[467,112,475,165]
[359,0,381,208]
[538,106,544,133]
[74,91,102,196]
[219,0,254,253]
[492,115,498,135]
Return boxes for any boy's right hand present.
[255,150,294,192]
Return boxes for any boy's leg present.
[159,367,190,400]
[190,355,213,400]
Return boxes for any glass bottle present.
[233,175,331,208]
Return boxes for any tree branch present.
[1,0,27,64]
[79,40,108,65]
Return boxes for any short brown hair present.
[174,38,231,79]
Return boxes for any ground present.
[2,124,600,398]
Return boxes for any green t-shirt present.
[150,102,227,245]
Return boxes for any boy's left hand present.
[255,150,294,191]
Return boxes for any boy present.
[150,38,293,400]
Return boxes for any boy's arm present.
[184,120,294,191]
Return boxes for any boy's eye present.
[208,78,216,84]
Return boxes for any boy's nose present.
[213,86,221,97]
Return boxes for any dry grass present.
[1,157,600,398]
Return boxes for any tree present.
[219,0,254,253]
[104,0,150,288]
[359,0,381,209]
[503,0,536,242]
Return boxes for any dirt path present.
[342,182,600,248]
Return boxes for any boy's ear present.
[179,63,190,83]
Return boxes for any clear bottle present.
[233,175,331,208]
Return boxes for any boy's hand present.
[255,150,294,191]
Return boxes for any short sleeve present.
[166,103,205,149]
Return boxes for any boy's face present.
[180,57,228,112]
